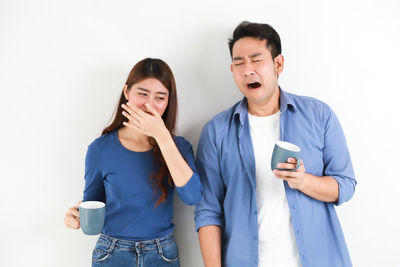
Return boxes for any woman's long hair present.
[102,58,178,206]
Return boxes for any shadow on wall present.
[173,25,243,150]
[172,26,242,267]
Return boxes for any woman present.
[64,58,202,266]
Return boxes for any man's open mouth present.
[247,81,261,89]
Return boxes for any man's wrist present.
[297,172,311,191]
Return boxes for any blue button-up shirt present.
[194,89,356,267]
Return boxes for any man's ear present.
[274,54,284,76]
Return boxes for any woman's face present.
[124,78,169,116]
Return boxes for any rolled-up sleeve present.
[175,137,203,206]
[194,122,225,231]
[322,105,357,205]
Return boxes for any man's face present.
[231,37,283,107]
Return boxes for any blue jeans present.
[92,233,180,267]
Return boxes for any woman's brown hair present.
[102,58,177,206]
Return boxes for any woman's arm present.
[121,103,202,205]
[155,130,193,187]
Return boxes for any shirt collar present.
[234,87,296,125]
[279,88,296,112]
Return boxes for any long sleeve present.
[194,122,225,231]
[174,137,202,206]
[83,142,106,202]
[322,105,356,205]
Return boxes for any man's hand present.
[273,158,306,190]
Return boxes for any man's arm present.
[194,122,225,265]
[273,159,339,202]
[299,173,339,202]
[274,104,356,204]
[199,225,222,267]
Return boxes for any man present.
[194,21,356,267]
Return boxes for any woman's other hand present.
[64,201,81,229]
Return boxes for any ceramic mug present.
[271,141,301,171]
[79,201,105,235]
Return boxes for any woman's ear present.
[123,84,129,101]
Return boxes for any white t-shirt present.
[248,112,301,267]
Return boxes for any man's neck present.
[247,89,280,117]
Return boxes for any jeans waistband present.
[98,233,175,252]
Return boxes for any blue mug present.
[79,201,105,235]
[271,141,301,171]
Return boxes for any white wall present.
[1,0,399,266]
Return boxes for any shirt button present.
[254,210,257,215]
[296,230,300,234]
[291,204,295,210]
[253,236,257,240]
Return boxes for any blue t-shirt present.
[83,130,202,241]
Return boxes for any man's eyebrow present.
[249,52,262,58]
[233,53,262,61]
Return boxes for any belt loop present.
[108,238,117,253]
[135,242,141,254]
[155,239,162,254]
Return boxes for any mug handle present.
[292,157,301,171]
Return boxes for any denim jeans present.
[92,233,180,267]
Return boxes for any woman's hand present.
[64,201,81,229]
[121,103,169,141]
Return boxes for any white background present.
[1,0,399,266]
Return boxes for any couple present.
[65,21,356,267]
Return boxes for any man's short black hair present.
[228,21,282,59]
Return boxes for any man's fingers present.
[277,163,297,169]
[273,169,296,178]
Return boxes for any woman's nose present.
[144,98,156,109]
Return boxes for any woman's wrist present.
[155,128,172,147]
